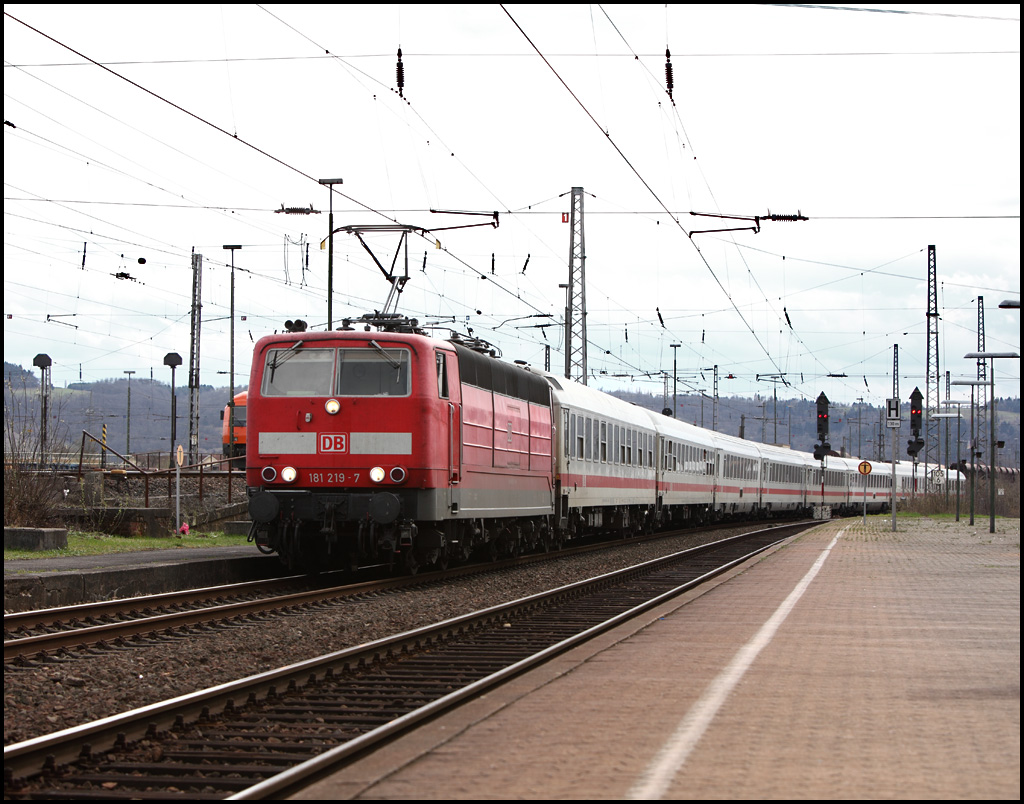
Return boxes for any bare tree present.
[3,375,70,527]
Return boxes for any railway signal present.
[909,387,923,434]
[814,392,831,461]
[907,387,924,458]
[816,392,830,441]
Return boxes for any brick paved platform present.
[292,516,1020,800]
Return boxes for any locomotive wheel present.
[403,550,420,576]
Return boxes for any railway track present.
[4,573,393,664]
[4,521,813,799]
[4,520,752,663]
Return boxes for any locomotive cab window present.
[436,352,449,399]
[262,348,335,397]
[337,347,410,397]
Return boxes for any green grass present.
[4,530,251,560]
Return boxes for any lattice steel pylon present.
[188,252,203,464]
[564,187,587,384]
[975,295,988,462]
[925,245,941,485]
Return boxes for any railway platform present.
[3,545,276,612]
[292,515,1019,800]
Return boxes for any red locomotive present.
[246,314,554,572]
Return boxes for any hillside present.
[5,362,1019,469]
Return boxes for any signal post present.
[886,396,901,532]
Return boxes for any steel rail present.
[4,521,748,661]
[4,522,812,794]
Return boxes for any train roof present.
[526,369,657,428]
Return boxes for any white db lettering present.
[319,433,347,453]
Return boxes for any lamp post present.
[32,354,52,461]
[164,353,182,462]
[223,245,242,468]
[670,343,680,417]
[558,283,570,380]
[123,370,135,456]
[934,405,967,521]
[952,378,990,526]
[964,351,1020,533]
[318,178,344,330]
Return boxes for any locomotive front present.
[246,329,455,572]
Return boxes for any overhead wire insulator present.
[396,47,405,98]
[664,48,674,103]
[765,209,808,222]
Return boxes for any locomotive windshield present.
[262,348,335,396]
[337,347,409,396]
[260,346,411,397]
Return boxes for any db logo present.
[319,433,347,453]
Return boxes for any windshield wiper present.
[268,340,303,383]
[369,340,402,369]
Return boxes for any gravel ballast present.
[4,528,744,745]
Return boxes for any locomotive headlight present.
[369,466,386,483]
[281,466,298,483]
[390,466,407,483]
[325,398,340,415]
[261,466,277,483]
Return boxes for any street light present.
[964,351,1020,533]
[670,343,680,418]
[223,245,242,470]
[32,354,52,460]
[934,403,968,521]
[952,378,992,526]
[123,370,135,456]
[164,352,182,462]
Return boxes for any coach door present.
[655,435,665,522]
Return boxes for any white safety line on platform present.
[628,527,845,800]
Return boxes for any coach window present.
[600,421,608,462]
[585,417,593,461]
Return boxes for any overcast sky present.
[4,4,1020,411]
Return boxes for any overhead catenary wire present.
[5,7,1016,402]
